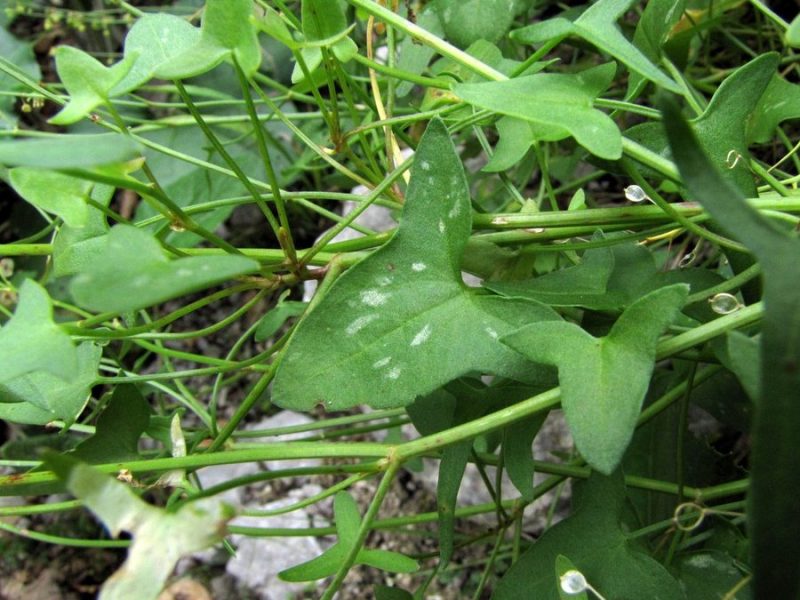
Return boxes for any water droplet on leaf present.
[560,570,588,594]
[624,185,648,203]
[679,253,695,268]
[709,292,742,315]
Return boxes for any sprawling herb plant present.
[1,0,799,597]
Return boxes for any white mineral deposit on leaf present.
[377,275,393,286]
[345,314,378,336]
[385,367,401,380]
[709,292,742,315]
[438,219,446,234]
[485,326,498,339]
[410,324,432,346]
[419,160,431,171]
[176,268,192,277]
[623,184,648,203]
[411,262,427,272]
[372,357,391,369]
[360,289,389,307]
[448,200,461,219]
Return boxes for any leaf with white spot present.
[69,225,259,314]
[272,119,559,411]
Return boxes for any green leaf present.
[396,8,444,97]
[511,0,681,93]
[726,331,760,401]
[482,116,536,173]
[0,134,142,169]
[503,412,547,502]
[155,0,261,80]
[291,0,357,83]
[9,168,93,228]
[111,13,201,94]
[493,472,685,600]
[0,342,101,425]
[0,280,78,386]
[69,225,259,314]
[375,585,414,600]
[454,63,623,160]
[44,454,230,600]
[748,74,800,143]
[70,385,150,463]
[253,6,298,49]
[627,52,778,197]
[786,13,800,48]
[673,551,751,600]
[485,236,721,313]
[52,183,115,278]
[502,285,688,474]
[662,96,800,598]
[626,0,687,99]
[0,25,40,130]
[49,45,136,125]
[272,118,559,411]
[435,384,486,565]
[432,0,516,48]
[254,298,307,342]
[555,555,588,600]
[279,491,418,582]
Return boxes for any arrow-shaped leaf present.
[155,0,261,80]
[9,168,93,228]
[279,491,418,582]
[49,45,136,125]
[511,0,681,93]
[486,235,720,313]
[502,284,688,474]
[0,342,100,425]
[626,52,778,196]
[69,225,259,314]
[454,63,622,160]
[0,280,78,386]
[493,472,684,599]
[272,118,559,412]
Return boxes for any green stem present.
[321,461,400,600]
[173,80,282,239]
[346,0,506,82]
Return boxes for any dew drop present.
[679,253,695,268]
[624,184,649,203]
[0,258,14,279]
[709,293,742,315]
[560,570,588,595]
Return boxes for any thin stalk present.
[234,57,299,269]
[320,461,400,600]
[173,80,282,239]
